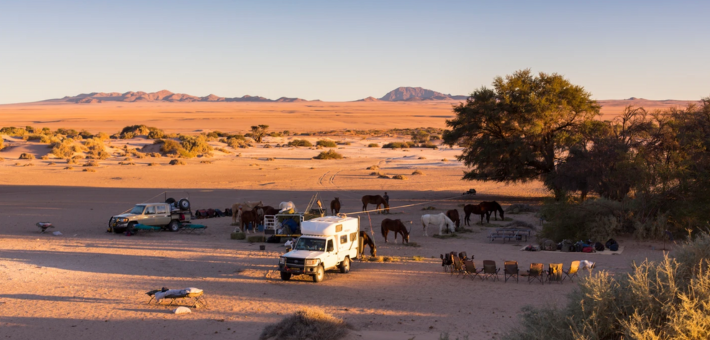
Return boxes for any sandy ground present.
[0,102,676,340]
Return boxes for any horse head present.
[371,246,377,257]
[335,197,339,202]
[400,221,410,244]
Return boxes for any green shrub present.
[316,140,337,147]
[158,139,181,154]
[503,231,710,340]
[230,232,246,240]
[0,126,28,137]
[314,150,343,160]
[367,143,379,147]
[259,308,351,340]
[540,198,624,242]
[19,153,34,160]
[288,139,313,147]
[247,235,266,243]
[382,141,415,149]
[147,129,165,139]
[52,139,80,158]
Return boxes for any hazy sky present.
[1,0,708,104]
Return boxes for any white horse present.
[279,201,297,213]
[421,213,456,237]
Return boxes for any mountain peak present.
[379,87,466,101]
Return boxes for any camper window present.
[340,235,348,244]
[326,240,334,252]
[350,232,357,242]
[294,238,325,252]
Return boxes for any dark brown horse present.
[381,218,409,244]
[464,203,490,226]
[362,195,389,213]
[359,231,377,257]
[445,209,460,231]
[240,207,261,232]
[480,201,504,221]
[330,197,341,215]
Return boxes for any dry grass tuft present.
[392,174,408,180]
[64,166,74,170]
[41,155,49,160]
[200,160,212,164]
[19,153,34,160]
[247,235,266,243]
[313,150,343,160]
[412,169,425,175]
[118,161,135,165]
[418,156,426,159]
[148,162,159,166]
[259,307,351,340]
[83,161,99,167]
[404,242,421,248]
[377,173,391,179]
[366,165,379,170]
[367,143,379,147]
[48,162,55,165]
[367,256,384,263]
[169,159,186,165]
[23,163,35,167]
[412,256,425,261]
[83,168,96,172]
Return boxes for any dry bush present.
[419,156,426,159]
[83,161,99,167]
[72,155,84,160]
[263,144,272,148]
[52,139,80,158]
[441,158,448,162]
[149,152,161,158]
[41,155,49,160]
[64,166,74,170]
[19,153,34,160]
[118,161,135,165]
[506,204,537,214]
[412,170,424,175]
[367,143,379,147]
[83,137,109,159]
[316,140,337,148]
[288,139,312,147]
[412,256,425,261]
[368,256,384,263]
[217,147,231,154]
[259,307,351,340]
[266,157,275,161]
[48,162,55,165]
[169,159,185,166]
[66,158,77,165]
[133,152,145,159]
[383,141,415,149]
[23,163,35,167]
[124,157,133,161]
[200,160,212,164]
[147,163,159,166]
[0,157,4,162]
[503,231,710,340]
[83,168,96,172]
[392,174,408,180]
[367,165,379,170]
[377,173,390,179]
[314,150,343,160]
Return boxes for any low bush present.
[314,150,343,160]
[412,256,425,261]
[503,231,710,340]
[199,160,212,164]
[382,142,415,149]
[19,153,34,160]
[52,139,80,158]
[506,204,537,214]
[540,198,624,242]
[404,242,422,248]
[367,143,379,147]
[83,161,99,167]
[368,256,384,263]
[392,174,408,180]
[118,161,135,165]
[377,174,390,179]
[41,155,49,160]
[230,232,246,240]
[288,139,313,147]
[247,235,266,243]
[169,159,186,166]
[366,165,379,170]
[83,168,96,172]
[316,140,337,148]
[412,170,424,175]
[64,166,74,170]
[418,156,426,159]
[22,163,34,167]
[259,307,351,340]
[147,163,159,166]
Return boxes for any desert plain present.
[0,99,684,339]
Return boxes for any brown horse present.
[359,231,377,257]
[381,218,410,244]
[445,209,460,230]
[464,203,490,226]
[362,195,389,213]
[480,201,504,221]
[330,198,341,215]
[240,207,261,233]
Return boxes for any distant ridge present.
[50,90,313,103]
[377,87,467,101]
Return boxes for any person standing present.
[383,192,390,205]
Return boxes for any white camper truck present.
[278,216,360,283]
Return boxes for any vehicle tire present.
[280,272,292,281]
[312,265,324,283]
[178,199,190,211]
[165,197,176,205]
[339,257,350,273]
[107,217,114,232]
[118,222,136,234]
[168,220,180,232]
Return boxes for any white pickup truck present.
[278,216,360,283]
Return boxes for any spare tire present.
[178,198,190,210]
[165,197,176,205]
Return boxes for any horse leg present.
[422,220,428,237]
[383,229,388,243]
[362,203,367,212]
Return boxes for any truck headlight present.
[279,257,285,265]
[119,218,129,222]
[305,259,319,266]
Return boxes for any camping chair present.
[451,255,464,276]
[147,288,208,308]
[440,254,452,273]
[458,252,468,261]
[481,260,500,281]
[527,263,545,284]
[563,261,580,283]
[462,260,482,280]
[504,261,519,283]
[547,263,563,284]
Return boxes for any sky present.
[0,0,708,104]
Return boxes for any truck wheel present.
[339,257,350,273]
[119,222,136,234]
[280,272,292,281]
[168,220,180,232]
[107,217,114,233]
[312,265,324,283]
[178,199,190,210]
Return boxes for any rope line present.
[341,194,468,216]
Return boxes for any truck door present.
[325,238,337,269]
[155,204,171,225]
[143,205,157,225]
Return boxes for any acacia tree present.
[250,125,269,143]
[443,70,600,199]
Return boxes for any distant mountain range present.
[44,87,468,104]
[51,90,312,104]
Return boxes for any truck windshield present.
[129,205,146,214]
[294,238,325,251]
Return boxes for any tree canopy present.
[443,69,600,198]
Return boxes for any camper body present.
[278,216,359,283]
